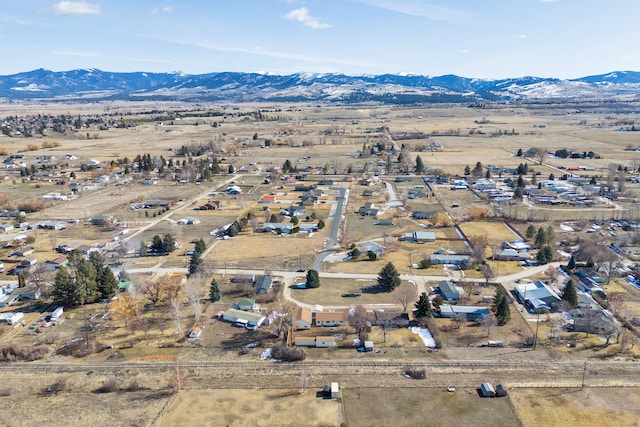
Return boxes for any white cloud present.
[284,7,331,29]
[51,1,102,15]
[352,0,468,24]
[540,0,558,2]
[151,6,173,15]
[514,34,528,39]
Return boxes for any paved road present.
[312,187,348,271]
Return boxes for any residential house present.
[259,222,294,234]
[293,337,317,347]
[403,231,436,244]
[0,223,14,233]
[493,249,532,262]
[357,241,387,257]
[314,311,346,327]
[294,308,313,330]
[437,280,461,301]
[438,305,490,321]
[47,256,68,271]
[37,221,66,230]
[412,211,438,220]
[254,275,273,294]
[237,298,259,311]
[260,195,277,204]
[177,216,201,225]
[570,308,617,335]
[430,254,470,267]
[315,336,336,348]
[199,200,222,210]
[143,199,170,209]
[188,327,202,338]
[514,281,561,313]
[91,214,117,227]
[222,309,265,327]
[11,246,34,257]
[14,258,38,276]
[357,202,379,217]
[282,205,307,217]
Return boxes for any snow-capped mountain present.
[0,69,639,103]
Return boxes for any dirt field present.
[156,389,343,427]
[510,387,640,427]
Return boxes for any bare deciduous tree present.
[481,316,498,337]
[544,266,559,284]
[183,279,203,323]
[170,297,183,338]
[395,282,417,312]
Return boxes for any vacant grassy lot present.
[290,278,407,306]
[342,387,519,427]
[459,221,521,242]
[510,387,640,427]
[156,389,343,427]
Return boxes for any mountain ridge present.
[1,69,639,104]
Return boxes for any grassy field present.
[342,387,519,427]
[510,387,640,427]
[157,389,343,427]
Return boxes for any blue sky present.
[0,0,638,79]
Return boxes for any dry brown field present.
[342,387,519,427]
[510,387,640,427]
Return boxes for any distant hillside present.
[1,68,639,104]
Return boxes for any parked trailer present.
[495,384,508,397]
[51,307,64,320]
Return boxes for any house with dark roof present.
[437,280,460,301]
[254,275,273,294]
[358,202,379,217]
[438,305,489,321]
[412,211,438,220]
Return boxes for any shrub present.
[0,147,9,155]
[404,368,426,379]
[94,377,119,393]
[46,377,70,394]
[26,143,39,151]
[271,343,306,361]
[41,141,62,149]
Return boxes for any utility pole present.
[581,361,588,388]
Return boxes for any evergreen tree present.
[53,266,83,307]
[377,262,401,292]
[76,259,98,304]
[492,284,511,325]
[464,165,471,175]
[546,225,556,246]
[17,274,25,288]
[139,240,148,257]
[269,213,278,223]
[188,252,203,276]
[514,187,523,200]
[567,255,576,270]
[317,219,325,230]
[305,269,320,288]
[414,292,432,318]
[535,227,547,248]
[495,294,511,325]
[194,238,206,255]
[97,266,119,299]
[562,279,578,308]
[209,278,221,302]
[414,155,425,174]
[517,148,523,157]
[537,246,553,264]
[525,224,536,240]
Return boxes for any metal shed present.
[480,382,496,397]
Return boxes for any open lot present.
[342,387,519,427]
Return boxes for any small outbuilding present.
[480,382,496,397]
[495,384,508,397]
[188,327,202,338]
